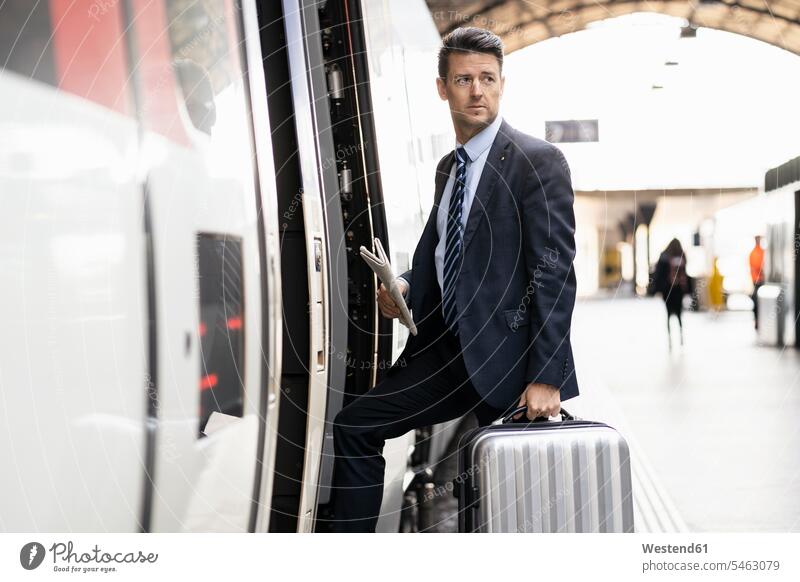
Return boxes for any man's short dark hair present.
[438,27,504,80]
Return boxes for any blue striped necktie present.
[442,146,468,336]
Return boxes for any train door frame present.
[240,0,285,533]
[314,0,398,522]
[258,0,398,532]
[280,0,341,532]
[257,0,349,533]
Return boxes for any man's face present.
[437,51,504,135]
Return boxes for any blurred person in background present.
[652,238,692,350]
[708,258,725,312]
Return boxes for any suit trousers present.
[331,321,507,532]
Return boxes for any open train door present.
[257,0,349,532]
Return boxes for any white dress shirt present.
[398,114,503,300]
[433,114,503,293]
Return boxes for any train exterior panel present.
[0,0,456,533]
[762,157,800,347]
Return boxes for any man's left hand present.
[513,382,561,421]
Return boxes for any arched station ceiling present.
[425,0,800,55]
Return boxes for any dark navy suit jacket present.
[396,119,579,410]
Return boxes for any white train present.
[759,156,800,347]
[0,0,459,532]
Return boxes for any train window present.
[173,59,217,135]
[1,1,133,115]
[0,3,56,85]
[165,0,238,136]
[197,233,245,437]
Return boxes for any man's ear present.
[436,76,447,101]
[499,75,505,99]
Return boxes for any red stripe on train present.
[49,0,133,115]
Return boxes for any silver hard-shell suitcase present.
[455,407,634,533]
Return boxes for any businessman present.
[332,26,579,532]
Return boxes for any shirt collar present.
[456,114,503,163]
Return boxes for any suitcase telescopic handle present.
[501,406,574,424]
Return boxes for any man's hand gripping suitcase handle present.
[501,406,574,424]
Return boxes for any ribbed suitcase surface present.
[456,419,634,533]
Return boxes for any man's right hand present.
[376,279,408,319]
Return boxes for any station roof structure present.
[426,0,800,55]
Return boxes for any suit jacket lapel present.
[410,151,453,316]
[462,119,513,252]
[433,151,454,209]
[425,150,454,244]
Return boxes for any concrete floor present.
[429,296,800,532]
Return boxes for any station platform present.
[430,297,800,532]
